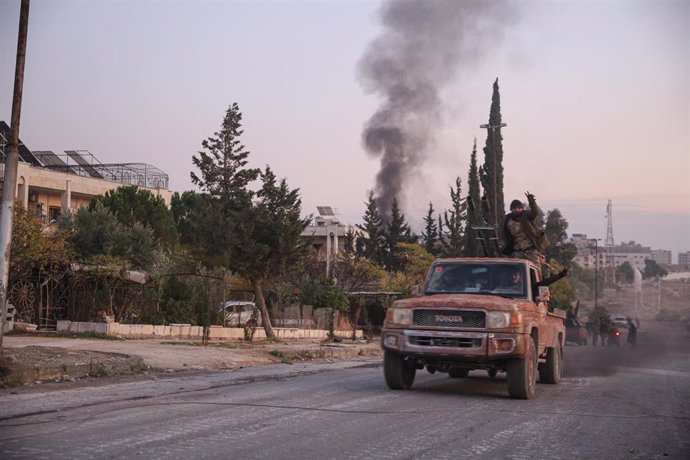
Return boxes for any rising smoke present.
[359,0,517,221]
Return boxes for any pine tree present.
[385,197,413,271]
[441,177,466,257]
[464,139,484,256]
[544,209,577,267]
[170,191,212,252]
[479,78,506,231]
[190,104,309,339]
[437,214,444,252]
[191,103,259,202]
[343,228,356,255]
[356,191,386,267]
[229,166,311,338]
[94,185,178,249]
[421,202,439,256]
[190,103,259,265]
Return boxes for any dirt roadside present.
[0,333,382,386]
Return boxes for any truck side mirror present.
[537,286,551,303]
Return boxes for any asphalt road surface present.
[1,320,689,459]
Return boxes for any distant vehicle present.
[611,315,628,329]
[608,326,622,347]
[565,318,588,346]
[219,301,261,327]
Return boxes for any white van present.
[611,315,628,329]
[219,301,261,327]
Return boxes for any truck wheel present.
[507,336,537,399]
[448,368,469,378]
[487,369,498,379]
[539,342,563,384]
[384,351,415,390]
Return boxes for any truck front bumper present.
[381,329,527,359]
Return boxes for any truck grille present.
[412,310,485,328]
[408,336,482,348]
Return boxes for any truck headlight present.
[386,308,412,325]
[486,312,511,328]
[383,334,399,348]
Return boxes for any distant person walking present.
[598,317,610,347]
[627,317,638,347]
[587,320,599,346]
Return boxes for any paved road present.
[1,321,689,459]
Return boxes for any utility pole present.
[604,199,615,287]
[0,0,31,354]
[590,238,601,309]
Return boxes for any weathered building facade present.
[0,122,171,221]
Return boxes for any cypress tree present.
[464,139,484,257]
[479,78,506,231]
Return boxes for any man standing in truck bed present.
[502,191,549,268]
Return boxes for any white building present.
[571,235,657,271]
[679,251,690,267]
[571,234,607,270]
[610,242,652,271]
[301,206,356,275]
[650,249,672,266]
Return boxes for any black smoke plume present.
[359,0,516,221]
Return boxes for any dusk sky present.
[1,0,688,259]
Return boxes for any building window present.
[49,206,61,222]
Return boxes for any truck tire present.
[487,368,498,379]
[539,342,563,384]
[384,351,415,390]
[448,368,469,378]
[507,336,537,399]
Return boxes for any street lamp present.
[589,238,602,308]
[479,122,507,231]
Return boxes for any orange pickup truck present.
[381,258,566,399]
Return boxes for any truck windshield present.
[424,262,527,298]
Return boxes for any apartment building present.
[650,249,672,266]
[570,234,658,271]
[679,251,690,267]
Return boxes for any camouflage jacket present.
[502,195,549,255]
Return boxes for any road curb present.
[266,344,382,362]
[1,350,145,386]
[1,342,382,386]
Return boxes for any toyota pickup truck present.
[381,258,566,399]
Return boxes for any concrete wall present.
[56,321,363,340]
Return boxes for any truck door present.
[530,267,554,354]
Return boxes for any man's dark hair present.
[510,199,523,210]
